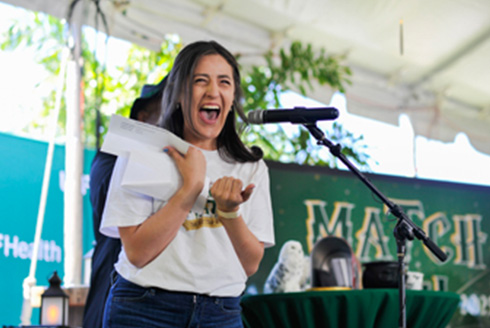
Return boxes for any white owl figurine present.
[264,240,309,293]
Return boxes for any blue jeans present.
[103,274,244,328]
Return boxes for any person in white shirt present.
[101,40,275,328]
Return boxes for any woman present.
[100,40,275,327]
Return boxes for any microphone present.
[247,107,339,124]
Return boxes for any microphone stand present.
[303,123,448,328]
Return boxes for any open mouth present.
[199,105,220,123]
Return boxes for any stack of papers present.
[101,115,209,213]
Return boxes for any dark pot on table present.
[362,261,399,289]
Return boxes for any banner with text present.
[1,132,488,326]
[248,161,490,327]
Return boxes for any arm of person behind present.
[117,146,207,268]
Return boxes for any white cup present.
[406,271,424,290]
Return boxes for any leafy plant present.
[240,41,370,169]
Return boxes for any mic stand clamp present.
[303,123,447,328]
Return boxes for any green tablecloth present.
[241,289,460,328]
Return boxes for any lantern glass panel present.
[40,296,68,325]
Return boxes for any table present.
[241,289,460,328]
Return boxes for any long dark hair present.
[158,40,262,163]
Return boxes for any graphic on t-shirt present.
[183,196,221,231]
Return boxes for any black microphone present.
[247,107,339,124]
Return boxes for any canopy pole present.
[63,0,85,288]
[19,48,69,325]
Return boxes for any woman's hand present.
[165,146,206,196]
[210,177,255,212]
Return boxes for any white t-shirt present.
[100,149,275,297]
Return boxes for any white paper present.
[121,150,181,201]
[101,115,209,213]
[101,114,189,156]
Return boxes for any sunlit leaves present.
[0,11,181,148]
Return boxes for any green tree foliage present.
[1,10,180,147]
[1,9,371,169]
[83,38,181,147]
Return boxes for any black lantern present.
[39,271,69,326]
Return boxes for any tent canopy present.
[4,0,490,154]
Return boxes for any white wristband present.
[216,208,241,219]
